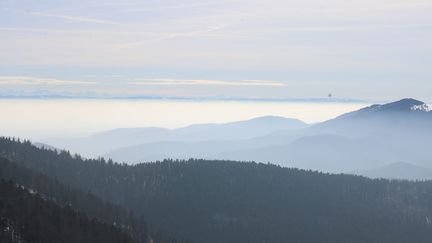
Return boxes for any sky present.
[1,0,431,102]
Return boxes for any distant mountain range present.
[0,91,366,103]
[42,98,432,179]
[215,98,432,173]
[43,116,307,157]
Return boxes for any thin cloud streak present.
[21,10,120,25]
[116,26,227,48]
[0,76,98,85]
[130,78,286,87]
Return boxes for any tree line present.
[1,137,432,242]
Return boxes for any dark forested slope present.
[0,141,186,243]
[0,179,135,243]
[0,158,152,243]
[1,137,432,243]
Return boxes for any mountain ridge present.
[41,98,432,178]
[334,98,431,120]
[42,116,308,157]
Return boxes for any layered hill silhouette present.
[41,98,432,179]
[43,116,307,158]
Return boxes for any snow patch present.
[411,104,431,112]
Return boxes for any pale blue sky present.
[1,0,431,101]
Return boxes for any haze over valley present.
[39,98,432,180]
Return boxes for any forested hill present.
[0,158,154,243]
[0,140,187,243]
[0,179,134,243]
[1,137,432,243]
